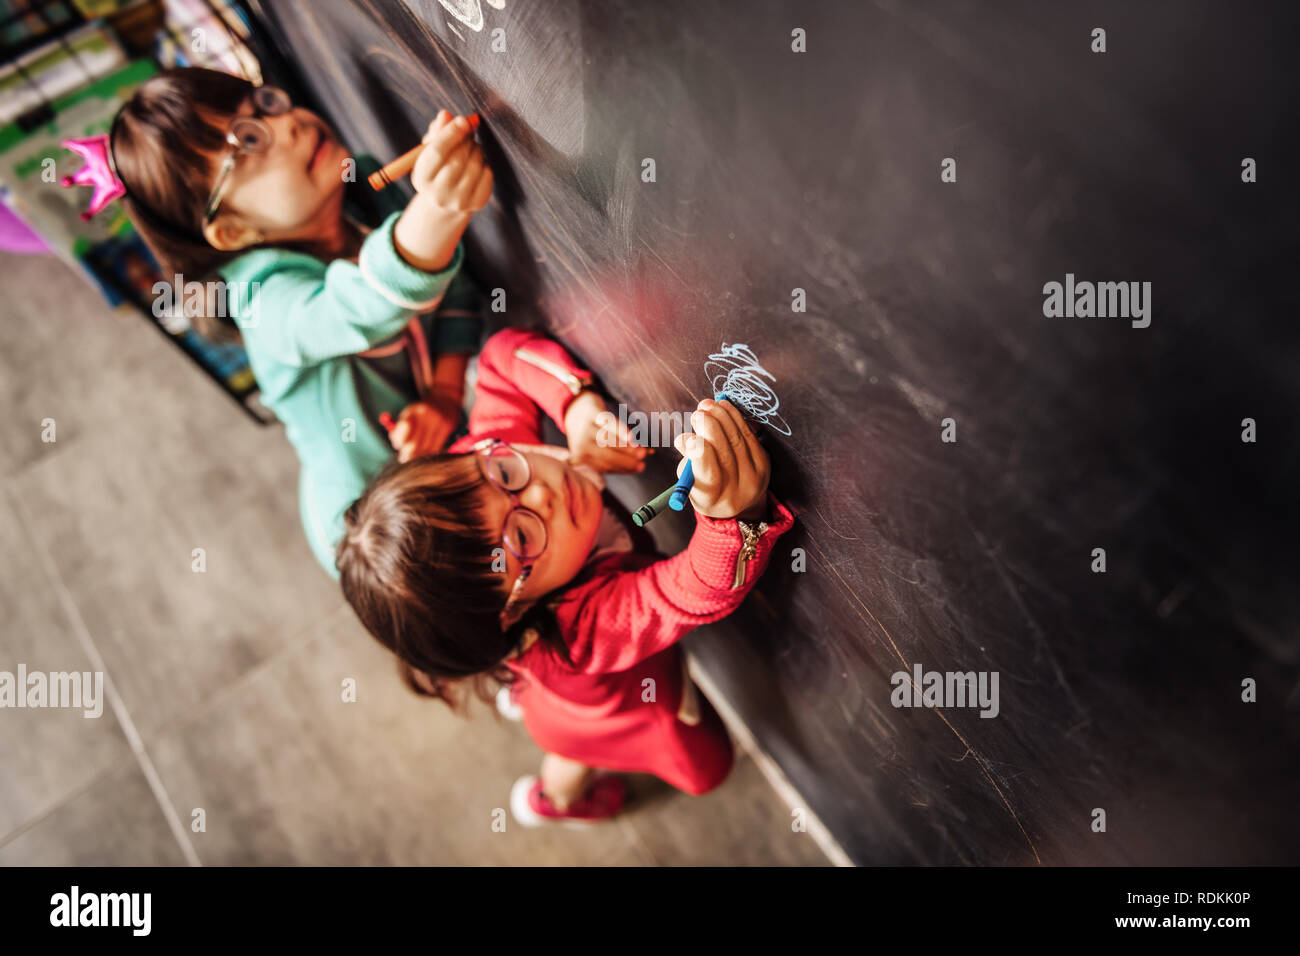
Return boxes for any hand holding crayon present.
[369,111,482,191]
[635,395,769,526]
[389,112,491,273]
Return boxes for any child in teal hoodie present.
[109,68,492,575]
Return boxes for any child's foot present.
[509,773,626,827]
[496,685,524,721]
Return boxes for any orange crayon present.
[368,113,480,190]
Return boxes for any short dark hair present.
[337,454,574,712]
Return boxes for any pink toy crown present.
[60,134,126,221]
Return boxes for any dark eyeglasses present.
[203,85,292,225]
[474,439,550,628]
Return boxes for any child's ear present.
[202,216,263,251]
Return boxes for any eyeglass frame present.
[203,85,292,225]
[473,439,551,629]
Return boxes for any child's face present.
[202,97,350,244]
[477,449,605,612]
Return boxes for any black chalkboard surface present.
[249,0,1300,864]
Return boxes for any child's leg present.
[539,753,593,809]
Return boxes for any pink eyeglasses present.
[474,439,549,628]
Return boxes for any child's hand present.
[673,399,770,521]
[392,111,490,271]
[410,110,493,216]
[564,391,648,474]
[389,395,461,462]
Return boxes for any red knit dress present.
[449,328,795,794]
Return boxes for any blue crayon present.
[669,391,728,511]
[668,458,693,511]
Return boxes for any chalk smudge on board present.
[705,343,792,436]
[434,0,484,31]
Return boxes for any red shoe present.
[509,773,626,827]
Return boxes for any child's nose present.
[267,110,298,139]
[517,476,555,519]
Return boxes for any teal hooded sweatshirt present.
[217,204,480,578]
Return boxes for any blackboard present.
[249,0,1300,864]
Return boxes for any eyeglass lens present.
[251,86,290,114]
[227,88,291,153]
[229,119,272,151]
[503,509,547,561]
[482,445,530,492]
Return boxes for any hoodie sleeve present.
[228,210,464,367]
[460,328,594,445]
[552,495,796,675]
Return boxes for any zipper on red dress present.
[513,347,588,395]
[732,520,768,590]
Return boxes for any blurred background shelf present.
[0,0,271,423]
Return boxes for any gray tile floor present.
[0,251,826,866]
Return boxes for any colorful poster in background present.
[1,0,79,56]
[153,0,260,79]
[0,15,126,125]
[0,56,269,421]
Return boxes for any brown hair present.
[110,67,252,342]
[336,454,574,712]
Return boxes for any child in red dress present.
[336,327,794,823]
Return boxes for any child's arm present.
[232,114,488,368]
[432,351,470,401]
[388,351,469,461]
[232,218,463,367]
[556,495,795,675]
[465,328,597,444]
[393,112,491,272]
[464,328,647,473]
[388,259,485,460]
[556,398,793,674]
